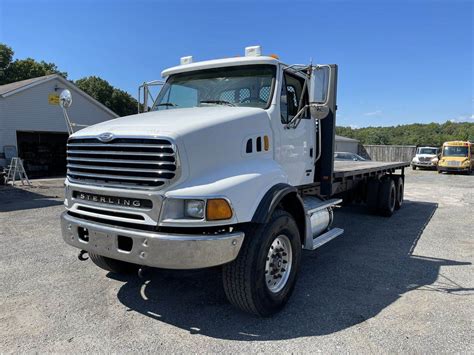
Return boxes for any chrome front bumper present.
[61,212,244,269]
[437,166,470,172]
[412,162,435,168]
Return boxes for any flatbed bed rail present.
[333,161,410,178]
[299,161,410,196]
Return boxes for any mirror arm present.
[285,104,309,129]
[62,106,74,135]
[296,78,308,113]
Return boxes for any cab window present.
[280,72,307,124]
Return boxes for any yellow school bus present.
[437,141,473,174]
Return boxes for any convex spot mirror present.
[59,89,72,108]
[309,65,331,120]
[310,104,330,120]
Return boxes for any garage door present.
[16,131,69,178]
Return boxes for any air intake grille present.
[67,137,177,188]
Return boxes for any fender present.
[251,184,307,241]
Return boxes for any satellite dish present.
[59,89,72,108]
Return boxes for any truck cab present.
[437,141,473,174]
[411,146,439,170]
[61,46,407,316]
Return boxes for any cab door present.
[272,69,315,186]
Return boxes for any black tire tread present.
[394,176,404,210]
[378,178,396,217]
[222,223,261,315]
[222,209,299,316]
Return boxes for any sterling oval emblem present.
[98,132,114,142]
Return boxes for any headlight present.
[185,200,205,219]
[161,198,233,223]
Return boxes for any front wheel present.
[412,165,416,170]
[222,209,301,317]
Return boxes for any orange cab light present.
[206,199,233,221]
[264,135,270,151]
[269,54,280,59]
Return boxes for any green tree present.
[110,88,138,116]
[336,122,474,146]
[76,76,114,108]
[0,43,67,84]
[76,76,138,117]
[0,43,14,82]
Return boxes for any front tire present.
[412,165,416,170]
[89,252,139,274]
[222,209,301,317]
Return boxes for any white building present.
[0,74,118,177]
[335,135,359,154]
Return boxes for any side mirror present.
[309,104,330,120]
[309,65,331,120]
[59,89,72,108]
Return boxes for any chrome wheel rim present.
[265,234,292,293]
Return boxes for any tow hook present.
[78,250,89,261]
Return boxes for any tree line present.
[336,122,474,147]
[1,42,473,145]
[0,43,137,117]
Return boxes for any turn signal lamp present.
[264,135,270,151]
[206,199,233,220]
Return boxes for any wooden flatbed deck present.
[333,161,410,178]
[299,160,410,196]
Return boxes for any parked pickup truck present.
[60,46,409,316]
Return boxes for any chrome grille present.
[67,137,177,189]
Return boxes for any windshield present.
[418,148,438,155]
[443,146,468,157]
[153,65,276,111]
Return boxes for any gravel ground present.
[0,170,472,353]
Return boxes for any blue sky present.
[1,0,472,127]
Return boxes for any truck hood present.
[71,106,265,139]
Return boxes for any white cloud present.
[449,114,474,123]
[364,110,382,116]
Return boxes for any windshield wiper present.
[200,100,235,107]
[156,102,178,107]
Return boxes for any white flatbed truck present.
[60,46,409,316]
